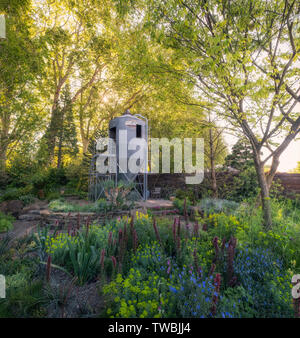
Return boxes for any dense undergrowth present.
[0,198,299,318]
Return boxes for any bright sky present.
[278,139,300,172]
[224,134,300,173]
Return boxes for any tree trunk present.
[210,152,218,199]
[45,106,63,165]
[209,127,218,198]
[82,137,89,154]
[57,132,63,169]
[253,153,272,229]
[0,144,7,174]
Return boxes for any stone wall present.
[147,172,300,198]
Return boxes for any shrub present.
[173,198,192,215]
[103,269,170,318]
[0,250,45,318]
[130,242,169,277]
[0,212,14,233]
[31,168,68,195]
[0,187,26,202]
[19,194,35,206]
[227,167,259,202]
[179,237,214,277]
[175,189,196,203]
[217,286,256,318]
[48,198,113,213]
[45,232,79,267]
[233,247,294,318]
[67,238,99,285]
[102,180,134,209]
[46,191,62,201]
[198,198,239,215]
[48,199,75,212]
[166,266,216,318]
[205,213,241,241]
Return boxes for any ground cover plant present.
[1,198,299,318]
[0,213,15,233]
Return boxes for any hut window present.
[136,124,142,138]
[110,127,116,141]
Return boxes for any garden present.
[1,191,300,318]
[1,0,300,321]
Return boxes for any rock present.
[28,210,41,215]
[40,209,51,216]
[0,201,8,213]
[22,201,47,213]
[19,214,41,221]
[0,200,24,218]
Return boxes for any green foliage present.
[32,226,56,261]
[67,237,99,286]
[103,269,169,318]
[175,188,196,203]
[225,139,254,171]
[0,247,45,318]
[0,186,30,202]
[102,180,134,209]
[0,212,14,233]
[173,198,191,215]
[31,168,68,193]
[233,247,294,318]
[48,198,113,213]
[56,85,79,168]
[2,196,299,318]
[0,279,45,318]
[227,167,259,202]
[217,286,256,318]
[19,194,35,206]
[198,198,240,215]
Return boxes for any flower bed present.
[33,209,298,318]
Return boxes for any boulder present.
[28,210,41,215]
[19,214,41,221]
[0,201,8,213]
[22,200,48,213]
[40,209,51,216]
[0,200,24,218]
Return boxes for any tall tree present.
[225,138,254,171]
[204,113,227,198]
[119,0,300,228]
[36,0,113,164]
[56,85,78,168]
[0,0,45,173]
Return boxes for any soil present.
[45,269,105,318]
[1,220,38,240]
[0,199,48,240]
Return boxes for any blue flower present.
[169,286,177,293]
